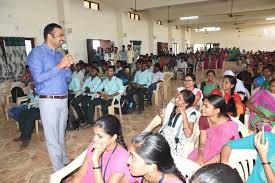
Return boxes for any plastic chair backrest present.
[228,149,257,182]
[50,149,88,183]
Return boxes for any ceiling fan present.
[165,6,176,23]
[130,0,139,13]
[201,0,243,18]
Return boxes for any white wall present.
[0,0,59,44]
[190,24,275,51]
[64,0,119,61]
[172,26,182,53]
[121,12,153,54]
[153,22,169,54]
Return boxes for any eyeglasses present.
[184,80,193,82]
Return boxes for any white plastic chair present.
[142,115,162,133]
[28,102,41,134]
[152,83,163,106]
[228,149,257,182]
[95,95,123,122]
[163,72,174,99]
[230,116,251,138]
[50,149,88,183]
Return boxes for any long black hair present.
[131,132,186,182]
[223,75,237,116]
[94,115,127,149]
[205,94,228,117]
[190,163,243,183]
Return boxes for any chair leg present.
[118,107,122,122]
[108,106,114,115]
[5,108,9,121]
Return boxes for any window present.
[173,43,178,55]
[157,20,162,25]
[92,39,100,50]
[128,12,140,20]
[83,0,100,11]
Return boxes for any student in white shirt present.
[177,58,188,71]
[72,63,85,82]
[104,48,114,63]
[147,63,163,105]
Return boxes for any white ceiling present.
[103,0,275,27]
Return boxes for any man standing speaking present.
[27,23,73,171]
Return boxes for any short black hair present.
[91,66,99,73]
[108,65,116,72]
[43,23,62,40]
[154,63,161,70]
[185,73,196,82]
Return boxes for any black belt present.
[39,95,67,99]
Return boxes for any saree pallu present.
[188,120,239,162]
[249,89,275,129]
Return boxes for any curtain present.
[0,43,9,82]
[4,37,26,81]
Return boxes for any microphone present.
[61,43,69,54]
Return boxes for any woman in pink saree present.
[246,78,275,132]
[188,95,239,166]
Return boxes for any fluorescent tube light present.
[180,16,199,20]
[266,17,275,21]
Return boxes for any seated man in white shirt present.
[73,63,85,82]
[147,63,163,105]
[115,60,123,74]
[177,58,188,71]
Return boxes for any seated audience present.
[177,57,188,72]
[116,66,131,86]
[115,60,123,74]
[71,66,102,128]
[236,64,255,93]
[254,65,273,89]
[11,85,39,148]
[72,63,85,82]
[159,90,199,157]
[189,163,242,183]
[131,60,142,80]
[87,66,124,125]
[253,60,264,78]
[246,79,275,132]
[127,61,152,113]
[147,59,154,72]
[223,70,246,95]
[147,63,163,105]
[221,130,275,183]
[233,59,246,75]
[71,115,137,183]
[200,70,219,97]
[188,95,239,165]
[212,75,245,117]
[128,132,186,183]
[177,73,203,108]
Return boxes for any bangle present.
[93,166,102,169]
[262,162,271,166]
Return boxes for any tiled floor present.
[0,63,233,183]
